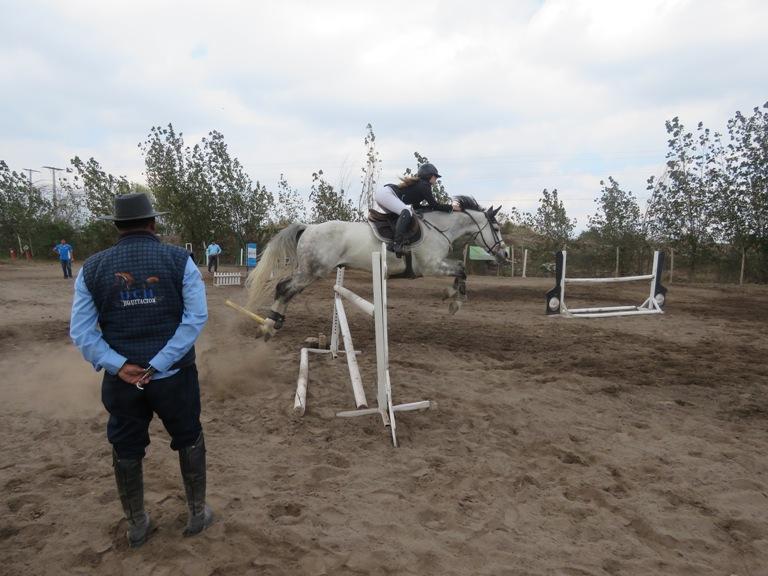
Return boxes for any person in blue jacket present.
[53,239,74,278]
[70,193,212,548]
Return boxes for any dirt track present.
[1,260,767,575]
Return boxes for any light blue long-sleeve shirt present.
[70,257,208,380]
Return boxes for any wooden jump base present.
[214,272,243,287]
[545,250,667,318]
[294,243,431,447]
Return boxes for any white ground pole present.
[294,243,431,447]
[545,250,667,318]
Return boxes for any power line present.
[42,166,64,216]
[22,168,40,190]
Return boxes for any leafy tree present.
[646,117,722,276]
[140,124,274,253]
[271,173,307,225]
[358,123,381,213]
[722,102,768,281]
[0,161,53,252]
[531,188,575,250]
[57,156,133,249]
[588,177,641,243]
[140,124,191,236]
[308,170,360,223]
[69,156,131,217]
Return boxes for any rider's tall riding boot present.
[179,431,214,537]
[112,450,152,548]
[392,209,413,258]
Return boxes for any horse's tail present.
[245,223,307,309]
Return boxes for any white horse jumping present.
[246,196,508,339]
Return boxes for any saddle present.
[367,210,423,250]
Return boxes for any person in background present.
[69,193,213,548]
[206,241,222,273]
[53,239,74,278]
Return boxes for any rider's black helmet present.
[417,163,442,180]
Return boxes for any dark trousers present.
[207,255,218,272]
[60,260,72,278]
[101,364,202,459]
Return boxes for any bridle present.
[463,210,505,256]
[417,208,505,256]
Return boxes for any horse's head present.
[453,196,509,262]
[481,205,509,262]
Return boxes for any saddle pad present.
[367,210,423,248]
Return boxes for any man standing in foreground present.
[53,239,74,278]
[70,193,213,548]
[206,241,221,273]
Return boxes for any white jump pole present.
[546,250,667,318]
[295,243,430,446]
[334,293,368,409]
[294,347,309,415]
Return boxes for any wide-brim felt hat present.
[99,192,168,221]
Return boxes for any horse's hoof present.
[261,319,277,341]
[449,300,462,315]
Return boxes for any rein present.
[419,209,503,255]
[419,214,453,247]
[462,211,504,255]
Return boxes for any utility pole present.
[43,166,64,216]
[22,168,40,190]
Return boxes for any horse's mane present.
[452,195,484,212]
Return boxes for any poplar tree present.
[531,188,575,250]
[308,170,360,223]
[358,123,381,213]
[646,117,721,276]
[721,102,768,281]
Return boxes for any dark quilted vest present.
[82,231,195,369]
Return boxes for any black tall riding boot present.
[178,432,214,536]
[392,209,413,257]
[112,450,152,548]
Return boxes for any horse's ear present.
[493,206,502,216]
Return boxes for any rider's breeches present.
[374,186,412,215]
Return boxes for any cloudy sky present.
[1,0,766,229]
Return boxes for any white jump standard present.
[294,243,431,447]
[545,250,667,318]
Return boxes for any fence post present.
[522,249,528,278]
[669,248,674,285]
[510,245,515,277]
[615,246,620,278]
[740,246,746,285]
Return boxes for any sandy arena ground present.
[1,259,767,576]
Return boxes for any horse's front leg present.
[435,259,467,315]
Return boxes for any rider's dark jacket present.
[385,180,452,212]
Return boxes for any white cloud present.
[1,0,766,231]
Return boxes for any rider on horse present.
[374,163,454,257]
